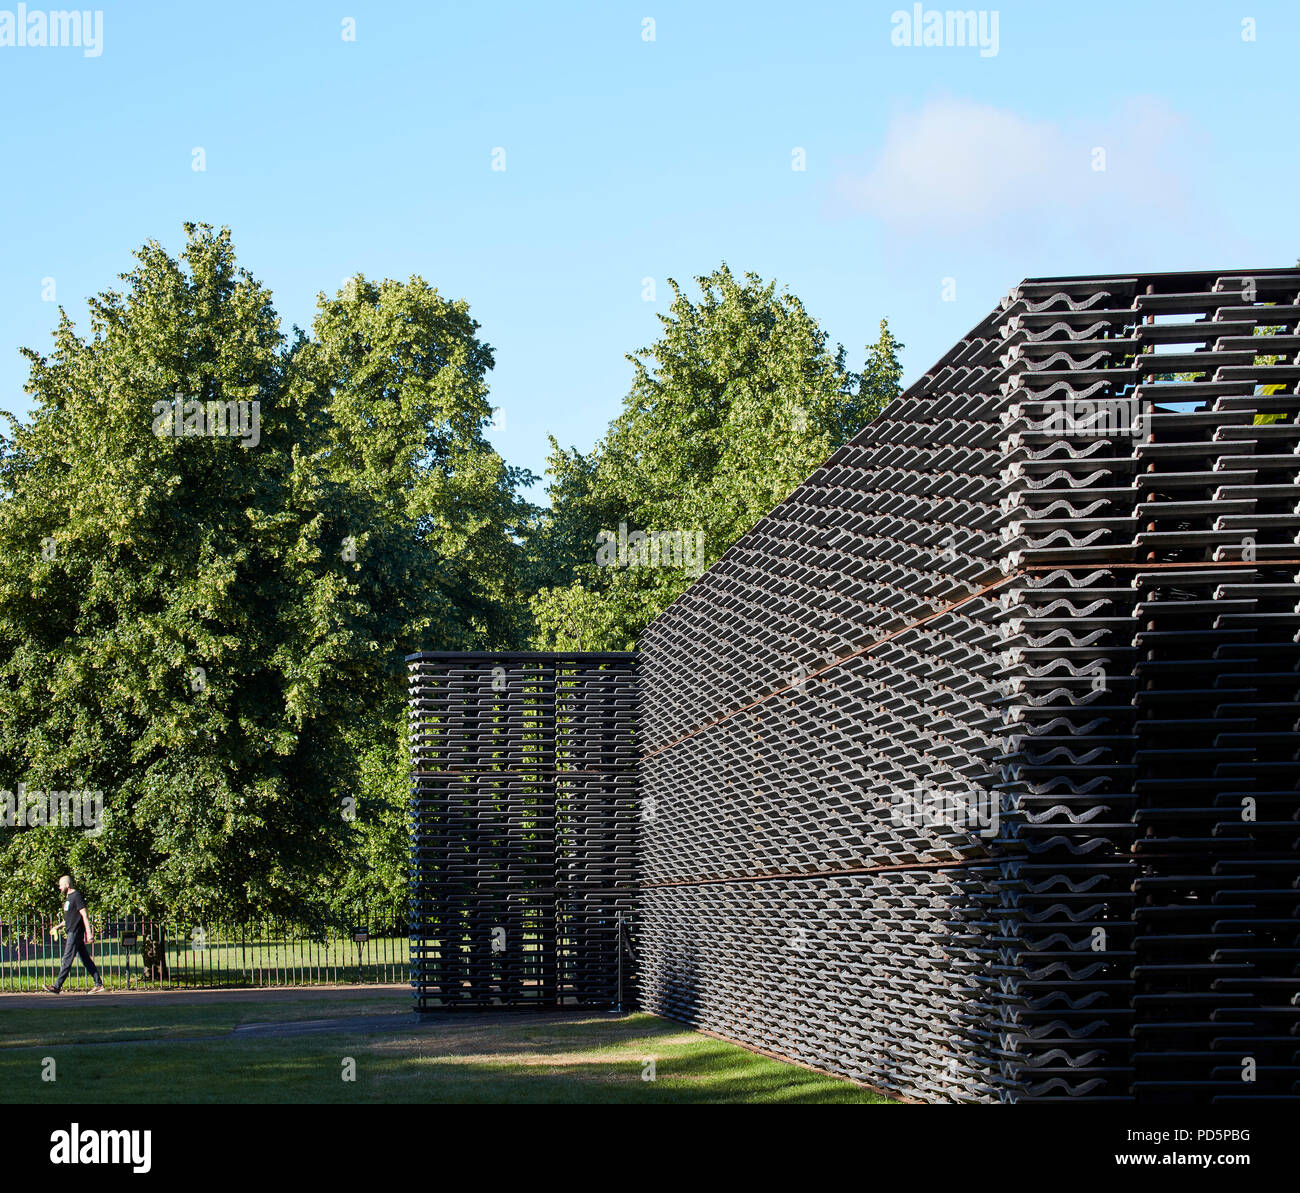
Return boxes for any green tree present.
[301,275,536,650]
[527,265,903,649]
[0,226,523,919]
[298,274,537,908]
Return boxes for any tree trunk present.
[140,919,170,983]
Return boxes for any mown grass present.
[0,997,894,1104]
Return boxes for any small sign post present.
[351,926,368,984]
[120,929,138,989]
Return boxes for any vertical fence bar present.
[3,904,409,992]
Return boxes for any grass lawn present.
[0,993,894,1104]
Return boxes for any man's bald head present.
[58,875,71,893]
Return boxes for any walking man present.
[44,875,104,993]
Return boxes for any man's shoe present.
[89,984,105,993]
[43,984,60,993]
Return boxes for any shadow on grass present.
[1,1015,892,1104]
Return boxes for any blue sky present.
[1,1,1296,496]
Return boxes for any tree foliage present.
[527,264,904,649]
[0,238,902,918]
[0,225,526,917]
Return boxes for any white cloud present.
[835,96,1200,248]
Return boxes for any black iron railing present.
[0,907,408,991]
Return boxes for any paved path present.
[230,1007,596,1037]
[230,1012,420,1038]
[1,985,612,1051]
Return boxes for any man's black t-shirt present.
[63,890,87,937]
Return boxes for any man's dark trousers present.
[53,930,101,990]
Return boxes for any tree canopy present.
[526,264,904,650]
[0,225,528,917]
[0,237,901,917]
